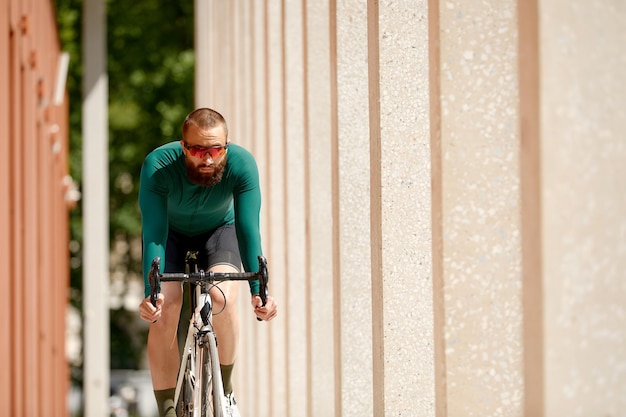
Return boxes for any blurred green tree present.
[55,0,194,382]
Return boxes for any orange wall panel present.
[0,0,12,411]
[1,1,71,416]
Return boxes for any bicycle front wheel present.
[197,331,224,417]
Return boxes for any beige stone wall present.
[195,0,626,416]
[439,0,523,415]
[540,1,626,416]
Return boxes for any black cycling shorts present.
[164,224,242,273]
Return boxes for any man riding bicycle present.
[138,107,278,417]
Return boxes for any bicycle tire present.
[199,331,224,417]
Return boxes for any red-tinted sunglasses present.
[183,142,229,159]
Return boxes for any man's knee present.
[151,282,183,331]
[210,281,239,313]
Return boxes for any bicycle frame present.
[148,255,269,416]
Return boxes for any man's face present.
[181,124,229,187]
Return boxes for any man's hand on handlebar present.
[251,294,278,321]
[139,293,165,323]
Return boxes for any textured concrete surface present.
[439,1,523,416]
[194,0,626,416]
[376,0,435,416]
[336,0,374,416]
[541,1,626,416]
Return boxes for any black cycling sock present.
[221,363,234,395]
[154,388,176,417]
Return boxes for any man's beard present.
[185,157,226,187]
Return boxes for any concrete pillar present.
[194,0,211,108]
[284,0,308,416]
[438,0,523,416]
[539,1,626,415]
[371,1,435,415]
[265,1,288,416]
[305,1,337,416]
[336,0,374,415]
[82,0,110,415]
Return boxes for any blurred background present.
[3,1,195,416]
[61,1,195,416]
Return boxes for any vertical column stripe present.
[518,0,544,415]
[428,0,447,416]
[367,1,384,416]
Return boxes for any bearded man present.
[137,107,278,417]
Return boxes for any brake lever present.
[256,255,269,322]
[149,257,161,307]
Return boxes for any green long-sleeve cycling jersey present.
[139,141,263,297]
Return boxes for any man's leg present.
[209,265,241,394]
[148,281,183,417]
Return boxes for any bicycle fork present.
[175,294,216,416]
[175,323,196,415]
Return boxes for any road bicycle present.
[148,252,269,417]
